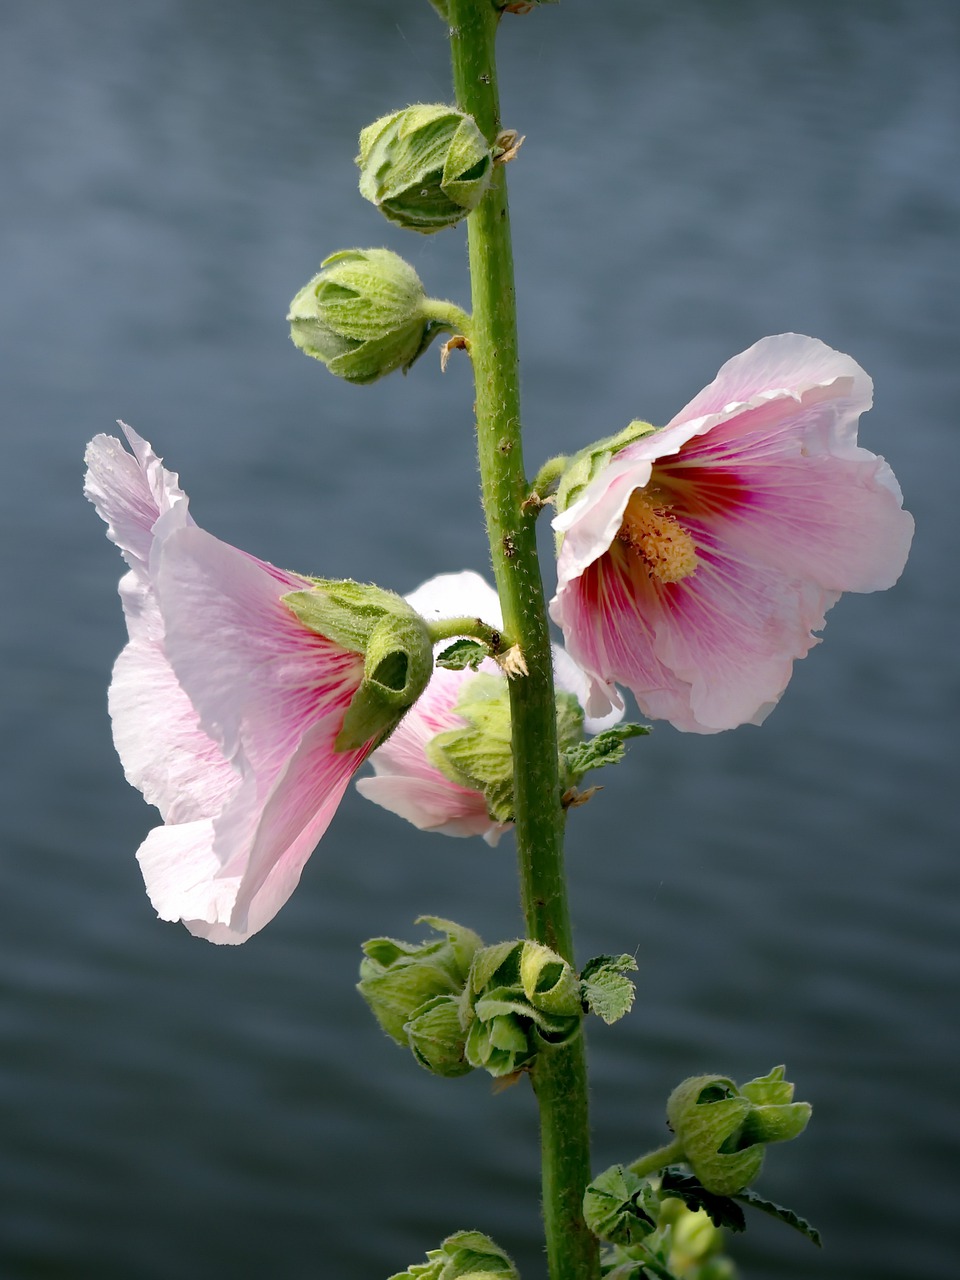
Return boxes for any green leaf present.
[733,1187,823,1248]
[436,638,489,671]
[563,723,650,783]
[580,954,638,1025]
[658,1170,746,1233]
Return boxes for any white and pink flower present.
[85,425,378,943]
[356,570,622,842]
[550,334,914,734]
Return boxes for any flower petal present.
[405,569,504,636]
[356,775,504,844]
[154,525,363,780]
[84,425,192,574]
[666,333,872,430]
[110,633,239,824]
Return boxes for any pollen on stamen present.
[616,489,698,584]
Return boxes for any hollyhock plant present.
[84,425,432,943]
[550,333,914,733]
[356,570,622,841]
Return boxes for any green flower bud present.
[462,940,582,1078]
[405,994,472,1078]
[388,1230,518,1280]
[288,249,449,384]
[357,916,482,1046]
[357,104,493,233]
[284,578,434,751]
[582,1165,658,1246]
[666,1069,811,1196]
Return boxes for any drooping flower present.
[550,334,914,733]
[355,570,623,841]
[84,425,432,943]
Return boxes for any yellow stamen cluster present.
[617,489,698,584]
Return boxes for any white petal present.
[405,569,504,633]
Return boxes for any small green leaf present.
[563,723,650,782]
[436,638,489,671]
[658,1170,746,1233]
[733,1187,822,1248]
[580,954,638,1025]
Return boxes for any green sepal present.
[436,638,488,672]
[405,993,473,1078]
[554,419,658,532]
[357,916,482,1046]
[739,1064,795,1107]
[288,249,448,384]
[580,954,638,1025]
[562,723,650,788]
[357,104,493,234]
[387,1230,519,1280]
[582,1165,658,1246]
[519,940,583,1018]
[284,579,433,751]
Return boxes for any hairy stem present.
[447,3,599,1277]
[629,1139,686,1180]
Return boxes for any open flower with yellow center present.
[550,334,914,733]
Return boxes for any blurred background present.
[1,1,957,1276]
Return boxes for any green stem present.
[420,296,473,338]
[447,4,599,1278]
[629,1139,686,1180]
[425,615,513,652]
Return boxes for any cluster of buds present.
[461,939,583,1077]
[583,1166,734,1279]
[358,918,481,1078]
[388,1230,518,1280]
[289,102,497,385]
[358,921,589,1080]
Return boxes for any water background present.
[1,1,958,1277]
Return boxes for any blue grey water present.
[1,0,957,1276]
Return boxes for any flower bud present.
[462,939,583,1078]
[666,1068,811,1196]
[388,1230,518,1280]
[582,1165,658,1246]
[288,249,444,384]
[357,104,493,233]
[405,994,472,1078]
[357,916,482,1046]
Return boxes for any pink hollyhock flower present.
[356,570,621,842]
[84,425,424,943]
[550,334,914,734]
